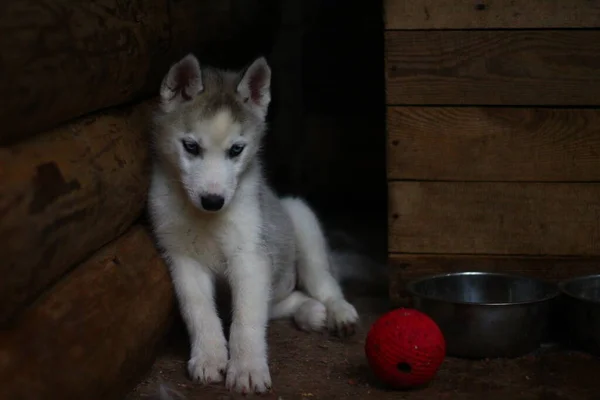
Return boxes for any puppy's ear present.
[159,54,203,113]
[236,57,271,118]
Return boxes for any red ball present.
[365,308,446,389]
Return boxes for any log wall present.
[0,225,174,400]
[0,101,154,325]
[0,0,278,397]
[0,0,277,145]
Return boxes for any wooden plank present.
[384,0,600,30]
[0,100,153,326]
[0,0,275,145]
[385,30,600,106]
[0,225,175,400]
[386,107,600,181]
[388,181,600,255]
[388,253,600,305]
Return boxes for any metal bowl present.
[406,271,560,359]
[558,274,600,356]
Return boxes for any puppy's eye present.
[182,139,200,156]
[228,143,245,158]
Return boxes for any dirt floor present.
[126,213,600,400]
[126,290,600,400]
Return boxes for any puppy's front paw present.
[188,344,228,384]
[325,298,359,338]
[226,356,272,394]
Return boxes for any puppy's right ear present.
[159,54,203,113]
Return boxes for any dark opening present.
[397,362,412,373]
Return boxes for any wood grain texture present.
[0,100,153,326]
[388,181,600,255]
[385,30,600,105]
[384,0,600,29]
[388,253,600,305]
[0,0,272,145]
[0,225,175,400]
[386,107,600,181]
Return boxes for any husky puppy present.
[147,54,359,394]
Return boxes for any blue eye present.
[182,139,200,156]
[228,143,245,158]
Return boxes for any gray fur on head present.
[156,53,271,123]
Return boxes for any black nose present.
[200,194,225,211]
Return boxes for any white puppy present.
[147,54,359,394]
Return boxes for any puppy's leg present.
[281,197,359,337]
[270,291,327,332]
[226,249,272,394]
[169,255,228,383]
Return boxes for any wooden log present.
[388,253,600,305]
[384,0,600,30]
[388,181,600,256]
[385,30,600,106]
[387,107,600,181]
[0,0,275,145]
[0,225,175,400]
[0,100,153,326]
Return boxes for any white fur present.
[148,54,359,394]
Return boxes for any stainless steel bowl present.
[406,271,560,359]
[558,274,600,356]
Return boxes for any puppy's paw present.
[294,298,327,332]
[226,356,272,394]
[188,344,228,384]
[325,298,359,338]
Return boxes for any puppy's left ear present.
[237,57,271,118]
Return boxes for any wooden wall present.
[384,0,600,304]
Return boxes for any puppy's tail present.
[280,196,387,290]
[326,229,388,286]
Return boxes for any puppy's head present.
[152,54,271,213]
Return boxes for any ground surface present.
[127,214,600,399]
[126,292,600,400]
